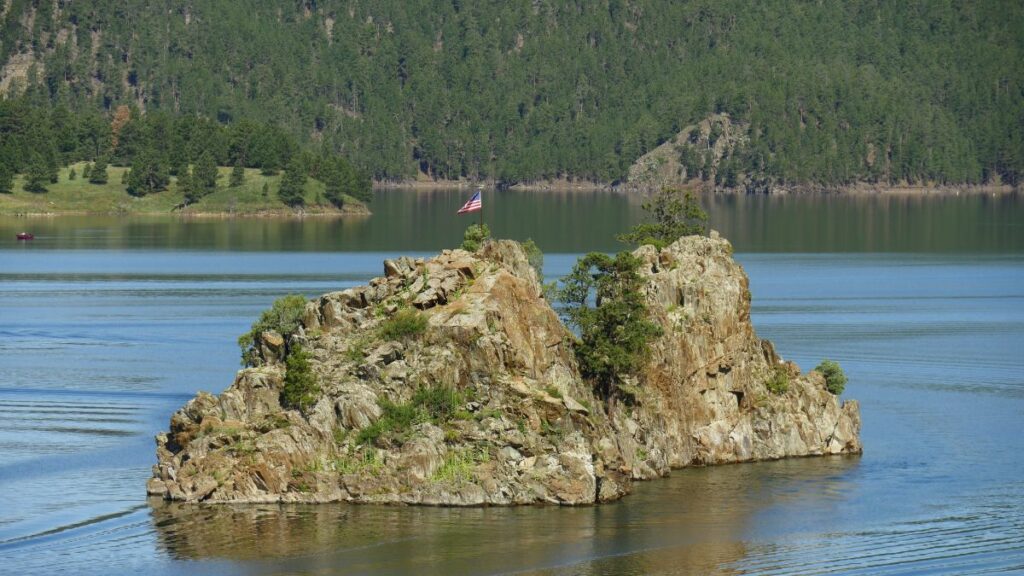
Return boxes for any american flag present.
[457,190,482,214]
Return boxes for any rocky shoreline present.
[148,234,861,505]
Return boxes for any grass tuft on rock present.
[766,366,790,395]
[430,448,489,485]
[356,385,471,446]
[377,308,427,341]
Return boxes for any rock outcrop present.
[619,113,749,193]
[148,234,861,505]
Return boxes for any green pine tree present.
[322,158,345,207]
[278,157,307,207]
[229,161,245,187]
[126,149,170,197]
[352,168,373,203]
[89,157,109,184]
[23,156,50,193]
[557,251,664,400]
[0,162,13,194]
[68,167,77,181]
[616,187,708,249]
[168,134,188,177]
[180,170,202,206]
[193,151,219,195]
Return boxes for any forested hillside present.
[1,0,1021,187]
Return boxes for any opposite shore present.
[379,177,1019,196]
[3,172,1018,217]
[0,164,371,217]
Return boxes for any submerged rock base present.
[149,234,860,505]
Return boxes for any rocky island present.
[148,234,861,505]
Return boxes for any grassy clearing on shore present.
[0,163,368,216]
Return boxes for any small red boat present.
[16,232,34,240]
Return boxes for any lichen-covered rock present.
[150,235,861,505]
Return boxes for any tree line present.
[0,99,372,205]
[1,0,1021,186]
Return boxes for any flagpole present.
[478,187,484,230]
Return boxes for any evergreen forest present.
[1,0,1021,188]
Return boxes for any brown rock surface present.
[150,235,860,505]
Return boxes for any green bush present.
[766,366,790,395]
[237,294,307,365]
[356,385,468,446]
[378,308,427,341]
[461,223,491,252]
[816,359,848,395]
[280,346,320,412]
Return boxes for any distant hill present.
[1,0,1021,187]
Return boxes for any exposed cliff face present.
[148,235,860,505]
[620,113,752,193]
[608,235,861,478]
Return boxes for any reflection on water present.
[150,457,859,575]
[2,189,1022,253]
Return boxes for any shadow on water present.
[149,456,860,575]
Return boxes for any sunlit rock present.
[150,235,861,505]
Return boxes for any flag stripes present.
[457,191,482,214]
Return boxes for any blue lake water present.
[0,191,1022,574]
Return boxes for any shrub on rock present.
[461,223,491,252]
[816,359,848,395]
[766,366,790,394]
[281,345,319,412]
[237,294,307,365]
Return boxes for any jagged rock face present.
[149,236,861,506]
[606,233,862,480]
